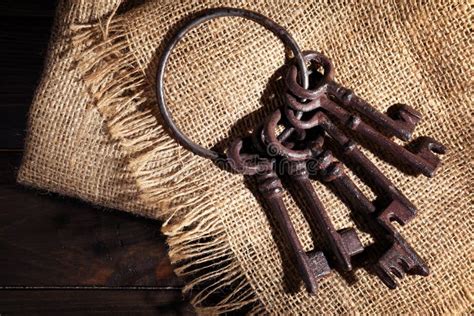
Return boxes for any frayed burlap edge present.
[74,18,262,314]
[17,0,154,216]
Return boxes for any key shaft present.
[287,160,363,271]
[326,83,421,141]
[257,169,330,294]
[285,93,444,177]
[305,112,417,213]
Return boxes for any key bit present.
[387,103,422,137]
[307,250,332,280]
[374,200,429,288]
[377,199,415,232]
[338,228,365,257]
[375,234,429,289]
[410,136,447,177]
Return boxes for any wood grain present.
[0,1,194,314]
[0,177,182,288]
[0,290,194,315]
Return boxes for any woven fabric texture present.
[18,0,151,215]
[19,0,472,314]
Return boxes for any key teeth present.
[306,250,331,280]
[375,265,398,289]
[377,259,404,289]
[376,241,429,289]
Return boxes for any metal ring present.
[263,109,313,161]
[156,7,308,160]
[285,51,334,100]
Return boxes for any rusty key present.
[287,159,364,271]
[285,51,422,141]
[227,139,331,294]
[266,109,417,213]
[285,91,446,177]
[307,146,429,288]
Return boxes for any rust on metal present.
[155,8,445,294]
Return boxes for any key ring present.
[156,7,309,160]
[155,7,445,294]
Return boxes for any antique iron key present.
[287,160,364,271]
[227,138,331,294]
[284,51,446,177]
[309,144,430,288]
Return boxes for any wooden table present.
[0,1,193,314]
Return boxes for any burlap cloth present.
[18,0,472,314]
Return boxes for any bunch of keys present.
[156,8,445,295]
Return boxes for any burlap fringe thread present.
[73,18,262,314]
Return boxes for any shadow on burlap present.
[18,0,473,314]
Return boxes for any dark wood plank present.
[0,289,194,315]
[0,153,182,288]
[0,151,191,311]
[0,1,193,313]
